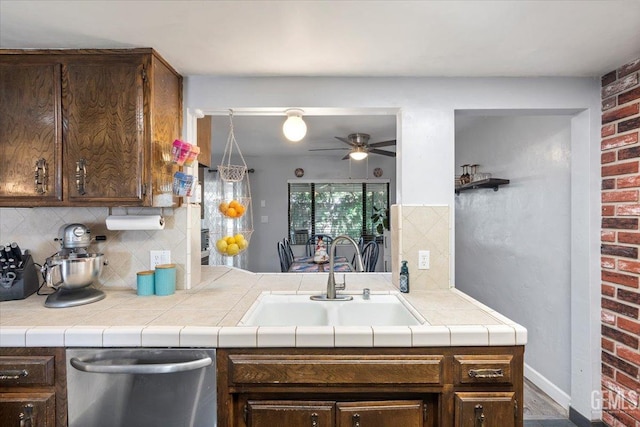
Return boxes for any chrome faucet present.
[311,235,364,301]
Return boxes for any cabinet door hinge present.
[243,404,249,425]
[142,183,147,196]
[423,404,428,421]
[141,65,147,82]
[514,399,518,418]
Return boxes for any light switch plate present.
[418,250,430,270]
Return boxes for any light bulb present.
[349,148,368,160]
[283,109,307,142]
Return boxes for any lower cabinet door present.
[454,392,517,427]
[0,391,56,427]
[336,400,424,427]
[247,400,334,427]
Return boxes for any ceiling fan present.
[309,133,396,160]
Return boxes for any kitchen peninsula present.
[1,266,526,427]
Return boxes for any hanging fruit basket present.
[212,229,253,257]
[216,197,251,219]
[218,111,248,182]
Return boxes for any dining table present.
[288,256,353,273]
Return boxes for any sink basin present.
[239,293,426,326]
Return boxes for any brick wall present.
[601,57,640,427]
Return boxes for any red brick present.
[603,103,640,124]
[619,232,640,244]
[602,244,638,258]
[603,70,618,86]
[618,317,640,335]
[602,231,616,243]
[603,123,616,137]
[619,143,640,160]
[603,97,617,111]
[619,259,640,274]
[618,175,640,188]
[602,362,615,378]
[602,270,639,288]
[603,337,616,352]
[611,407,639,426]
[620,86,640,105]
[602,217,638,230]
[602,151,617,164]
[619,59,640,78]
[618,288,640,305]
[615,371,640,396]
[603,309,617,324]
[603,190,638,202]
[602,257,616,269]
[602,298,639,319]
[603,73,639,98]
[617,204,640,216]
[603,205,615,216]
[603,282,616,296]
[620,117,640,133]
[603,351,639,377]
[617,345,640,366]
[601,132,639,150]
[602,161,639,177]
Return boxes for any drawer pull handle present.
[469,368,503,378]
[34,158,48,195]
[311,412,318,427]
[0,369,28,380]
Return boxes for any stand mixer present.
[43,223,107,308]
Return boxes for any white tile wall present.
[0,206,188,289]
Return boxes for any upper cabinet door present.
[62,56,145,204]
[0,63,63,206]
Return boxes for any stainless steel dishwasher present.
[66,348,216,427]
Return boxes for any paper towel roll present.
[106,215,165,231]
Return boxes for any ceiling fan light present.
[349,149,368,161]
[283,109,307,142]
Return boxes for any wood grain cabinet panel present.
[454,392,517,427]
[453,354,513,385]
[0,391,56,427]
[247,400,334,427]
[0,49,182,207]
[336,400,424,427]
[0,62,63,205]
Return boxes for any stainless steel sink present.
[238,292,426,327]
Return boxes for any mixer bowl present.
[54,253,105,289]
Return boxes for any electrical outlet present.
[150,250,171,269]
[418,250,430,270]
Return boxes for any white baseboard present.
[525,363,571,411]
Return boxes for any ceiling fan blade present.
[341,154,351,160]
[335,136,356,147]
[368,139,396,148]
[309,148,350,151]
[369,149,396,157]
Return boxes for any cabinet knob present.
[352,413,360,427]
[474,404,485,426]
[19,403,34,427]
[311,412,318,427]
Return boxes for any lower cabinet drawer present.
[0,356,55,387]
[0,391,56,427]
[453,354,513,385]
[229,354,444,386]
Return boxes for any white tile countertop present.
[0,266,527,348]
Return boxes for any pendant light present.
[282,109,307,142]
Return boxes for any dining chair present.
[361,241,379,272]
[305,234,334,256]
[277,241,289,272]
[282,238,294,265]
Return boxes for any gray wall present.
[455,115,572,396]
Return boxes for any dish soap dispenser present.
[399,260,409,293]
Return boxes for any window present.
[288,180,389,243]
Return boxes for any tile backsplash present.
[391,204,450,290]
[0,206,187,290]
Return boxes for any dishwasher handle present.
[70,353,213,375]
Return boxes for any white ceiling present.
[2,0,639,157]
